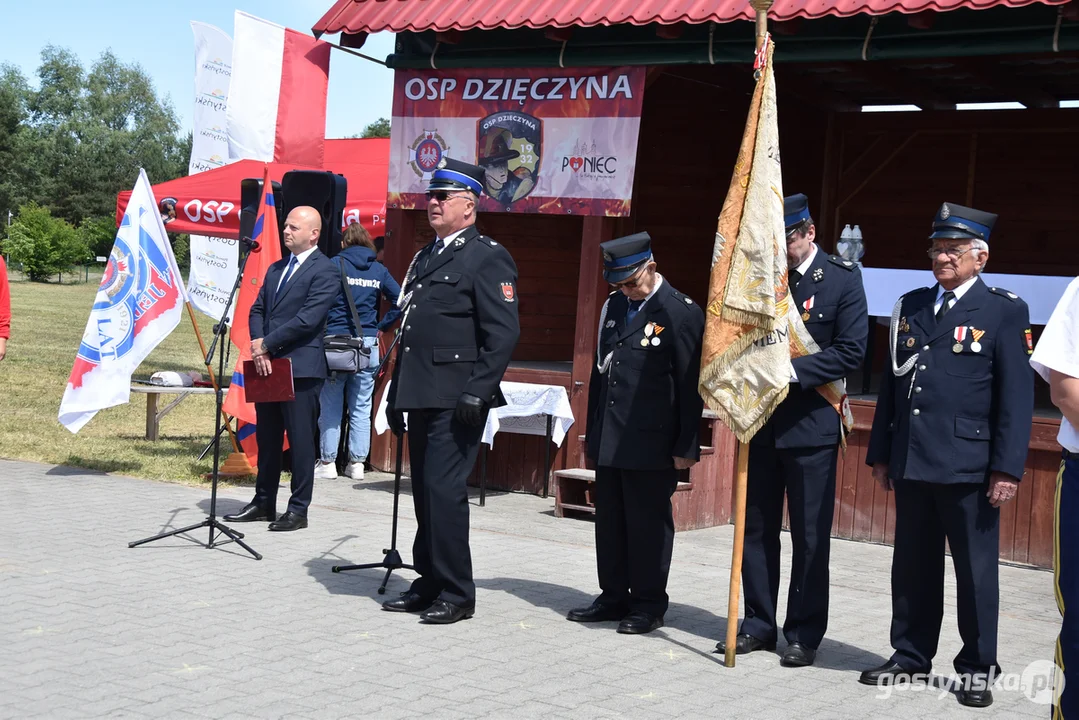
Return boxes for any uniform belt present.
[1064,448,1078,461]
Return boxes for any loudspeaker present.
[281,171,348,258]
[239,178,284,248]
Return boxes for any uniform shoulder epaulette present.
[669,289,697,308]
[474,234,500,249]
[988,286,1022,302]
[828,255,857,270]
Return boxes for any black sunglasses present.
[426,190,467,203]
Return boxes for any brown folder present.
[242,358,295,402]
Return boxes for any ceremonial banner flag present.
[389,67,646,216]
[222,165,282,428]
[187,21,239,323]
[226,11,331,166]
[59,170,188,433]
[698,40,852,442]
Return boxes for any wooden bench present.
[129,385,215,440]
[554,468,693,520]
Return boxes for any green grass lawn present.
[0,271,254,488]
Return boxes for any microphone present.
[239,236,260,252]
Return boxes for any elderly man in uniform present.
[567,232,705,635]
[861,203,1034,708]
[382,157,521,625]
[716,194,868,667]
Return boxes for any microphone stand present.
[332,333,413,592]
[129,238,263,560]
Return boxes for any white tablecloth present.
[861,267,1073,325]
[374,380,575,448]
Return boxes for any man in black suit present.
[224,205,340,531]
[382,158,520,624]
[568,232,705,635]
[861,203,1033,708]
[717,194,868,667]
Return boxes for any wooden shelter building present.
[314,0,1079,568]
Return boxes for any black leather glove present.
[454,393,486,427]
[387,407,406,436]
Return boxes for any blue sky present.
[4,0,395,139]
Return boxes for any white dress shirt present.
[789,244,819,384]
[276,246,318,293]
[1030,276,1079,453]
[934,275,979,316]
[436,228,468,254]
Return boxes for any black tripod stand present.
[129,239,262,560]
[332,332,413,593]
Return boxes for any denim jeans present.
[318,336,379,463]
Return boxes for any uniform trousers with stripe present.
[1054,452,1079,720]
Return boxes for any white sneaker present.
[314,461,338,479]
[344,462,365,480]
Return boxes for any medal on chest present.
[952,325,968,353]
[642,321,665,347]
[801,295,815,322]
[970,327,984,353]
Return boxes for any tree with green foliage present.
[76,216,120,261]
[0,46,188,231]
[5,203,91,281]
[358,117,391,139]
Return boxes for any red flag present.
[223,165,281,425]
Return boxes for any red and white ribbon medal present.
[952,325,968,353]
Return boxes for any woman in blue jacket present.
[315,223,401,480]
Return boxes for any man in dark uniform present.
[716,194,868,666]
[382,157,521,624]
[567,232,705,635]
[861,202,1034,708]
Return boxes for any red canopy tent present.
[115,138,389,239]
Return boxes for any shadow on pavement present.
[305,536,418,606]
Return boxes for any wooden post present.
[369,208,417,473]
[185,302,240,453]
[723,0,774,670]
[724,440,750,667]
[570,217,614,467]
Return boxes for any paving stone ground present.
[0,458,1062,719]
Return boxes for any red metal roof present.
[313,0,1064,34]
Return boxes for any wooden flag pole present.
[725,442,751,667]
[723,0,774,670]
[185,301,240,454]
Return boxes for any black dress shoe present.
[859,660,931,686]
[223,503,275,522]
[714,633,776,655]
[419,599,475,624]
[567,602,628,623]
[267,511,307,531]
[780,642,817,667]
[616,611,663,635]
[382,592,436,613]
[957,688,993,708]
